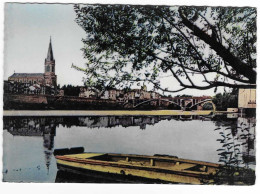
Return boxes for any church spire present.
[44,36,57,87]
[46,36,54,61]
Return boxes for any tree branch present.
[178,7,256,83]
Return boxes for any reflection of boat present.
[55,166,175,183]
[54,147,220,184]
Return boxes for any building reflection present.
[3,117,57,172]
[3,115,212,132]
[43,132,55,173]
[2,114,213,171]
[3,114,255,171]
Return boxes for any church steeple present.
[44,36,57,87]
[46,37,54,61]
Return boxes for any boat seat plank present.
[65,153,104,159]
[171,163,196,171]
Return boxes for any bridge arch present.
[190,99,216,112]
[124,99,183,109]
[123,98,215,112]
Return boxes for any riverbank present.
[3,110,213,116]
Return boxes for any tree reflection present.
[212,115,255,185]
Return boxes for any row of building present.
[4,37,160,101]
[4,37,256,112]
[4,80,59,96]
[78,85,161,102]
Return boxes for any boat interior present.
[88,154,216,173]
[54,147,218,173]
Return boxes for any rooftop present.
[9,73,44,78]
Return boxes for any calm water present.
[3,114,256,183]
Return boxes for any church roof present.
[46,37,54,61]
[9,73,44,78]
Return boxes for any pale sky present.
[4,3,236,96]
[4,3,86,86]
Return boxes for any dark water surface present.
[3,114,256,183]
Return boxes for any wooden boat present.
[54,147,221,184]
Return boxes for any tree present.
[212,89,238,110]
[61,84,81,96]
[73,4,256,93]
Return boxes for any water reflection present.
[212,115,256,168]
[3,114,256,183]
[3,117,56,174]
[3,115,213,131]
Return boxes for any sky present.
[2,2,250,97]
[4,3,87,87]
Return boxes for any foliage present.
[212,89,238,110]
[61,84,81,96]
[73,4,256,93]
[202,103,213,110]
[209,166,255,185]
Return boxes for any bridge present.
[123,96,215,111]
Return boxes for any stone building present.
[140,90,151,100]
[108,89,117,100]
[151,91,161,99]
[100,90,109,99]
[99,89,119,100]
[116,90,125,102]
[79,87,97,98]
[8,38,57,89]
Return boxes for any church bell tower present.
[44,37,57,87]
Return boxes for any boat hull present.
[55,153,218,184]
[56,163,176,183]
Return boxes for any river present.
[2,114,256,183]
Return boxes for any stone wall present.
[4,94,48,110]
[3,94,121,110]
[46,96,120,110]
[4,94,48,104]
[4,94,180,110]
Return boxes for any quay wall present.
[4,94,47,104]
[46,95,120,110]
[3,94,122,110]
[4,94,178,110]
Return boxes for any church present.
[8,38,57,88]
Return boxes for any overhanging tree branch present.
[178,7,256,83]
[74,5,257,93]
